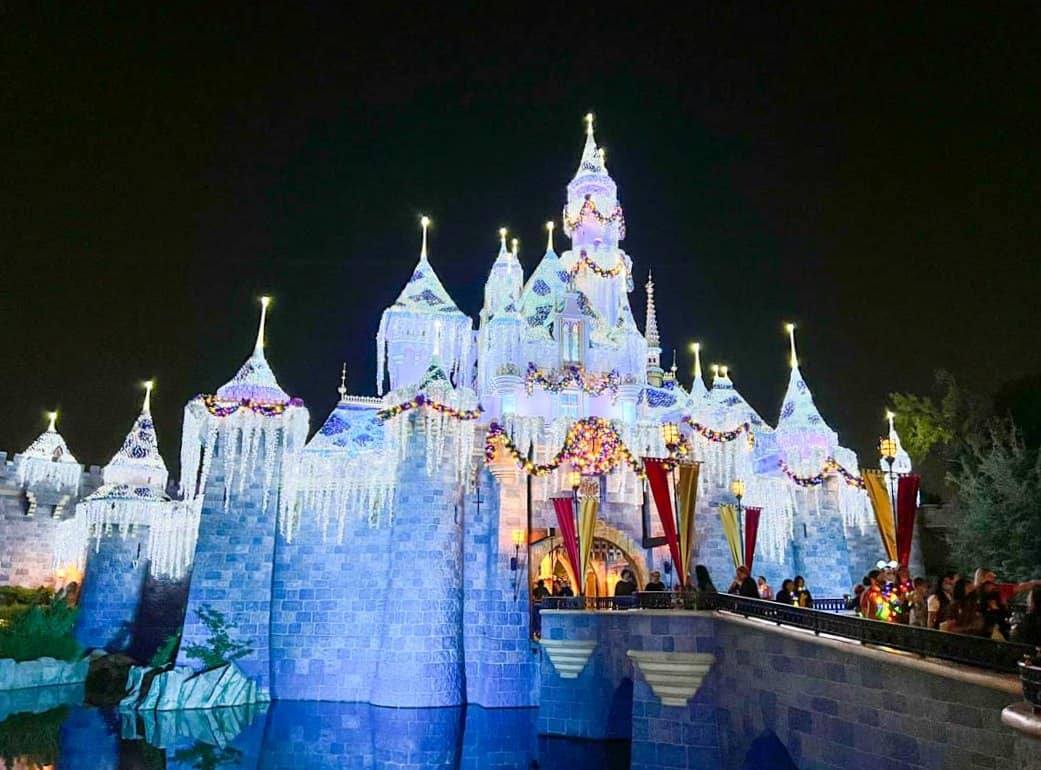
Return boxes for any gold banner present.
[863,470,897,561]
[579,497,598,584]
[719,504,743,569]
[676,463,700,581]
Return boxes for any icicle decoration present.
[52,515,88,573]
[747,477,796,562]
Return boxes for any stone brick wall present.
[74,527,150,652]
[176,433,282,690]
[541,609,1041,770]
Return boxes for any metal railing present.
[536,591,1034,673]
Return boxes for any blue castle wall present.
[176,432,282,689]
[74,529,150,652]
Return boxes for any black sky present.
[3,4,1040,470]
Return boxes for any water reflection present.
[0,692,630,770]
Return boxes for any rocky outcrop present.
[0,655,91,691]
[120,662,270,711]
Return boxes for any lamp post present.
[510,528,525,601]
[879,436,899,548]
[730,479,746,563]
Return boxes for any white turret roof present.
[22,420,77,464]
[518,245,570,338]
[216,298,291,404]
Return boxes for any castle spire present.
[338,363,347,402]
[499,227,508,254]
[511,238,518,260]
[255,296,271,352]
[419,215,431,261]
[644,271,663,388]
[546,220,555,252]
[785,322,799,369]
[47,410,58,433]
[142,380,154,414]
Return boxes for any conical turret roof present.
[22,413,77,464]
[518,244,570,337]
[216,298,291,404]
[100,382,169,488]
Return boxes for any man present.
[532,579,551,600]
[644,570,666,592]
[614,568,636,597]
[908,577,929,627]
[729,565,759,598]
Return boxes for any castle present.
[0,115,917,708]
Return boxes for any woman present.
[793,575,813,608]
[942,579,984,636]
[694,564,717,594]
[775,579,795,605]
[927,571,957,629]
[1011,585,1041,646]
[757,576,773,600]
[977,580,1011,640]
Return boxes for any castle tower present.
[74,381,196,655]
[477,229,524,400]
[644,272,663,387]
[376,217,474,395]
[177,298,309,691]
[17,411,82,514]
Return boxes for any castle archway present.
[529,520,648,597]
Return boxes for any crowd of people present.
[846,563,1041,644]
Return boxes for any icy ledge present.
[0,656,91,692]
[120,662,270,711]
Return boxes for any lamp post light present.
[879,436,899,543]
[730,479,746,559]
[510,528,526,601]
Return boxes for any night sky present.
[3,5,1040,470]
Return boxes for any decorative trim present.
[540,639,597,679]
[626,650,715,707]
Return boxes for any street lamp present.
[730,479,746,560]
[879,435,899,542]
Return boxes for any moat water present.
[0,689,633,769]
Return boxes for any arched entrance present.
[530,521,648,597]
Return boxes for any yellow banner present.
[579,497,598,584]
[863,470,897,561]
[676,463,700,581]
[719,504,742,569]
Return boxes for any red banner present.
[551,496,581,590]
[896,474,920,567]
[743,507,762,572]
[644,459,684,585]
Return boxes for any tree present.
[949,420,1041,582]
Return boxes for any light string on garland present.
[682,418,755,447]
[562,197,627,238]
[524,362,621,396]
[376,393,483,422]
[778,457,866,489]
[201,394,303,418]
[568,250,629,280]
[485,417,645,478]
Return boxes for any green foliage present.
[149,631,181,669]
[0,585,54,607]
[949,420,1041,582]
[181,605,253,670]
[0,705,68,768]
[0,599,82,662]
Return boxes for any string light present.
[485,418,644,479]
[778,457,866,489]
[524,362,621,396]
[568,249,629,279]
[562,198,626,238]
[376,393,483,422]
[681,418,754,446]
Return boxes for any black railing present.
[811,597,850,613]
[703,593,1034,674]
[536,591,1033,673]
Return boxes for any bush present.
[181,606,252,670]
[149,632,181,669]
[0,600,82,662]
[0,586,53,607]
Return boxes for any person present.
[694,564,717,594]
[533,579,551,600]
[943,579,984,636]
[1011,585,1041,646]
[614,568,636,597]
[908,577,929,627]
[559,580,574,597]
[860,571,883,618]
[728,566,759,598]
[977,579,1011,640]
[757,576,773,600]
[644,570,666,592]
[775,579,795,605]
[927,571,957,629]
[846,583,865,613]
[793,575,812,608]
[974,568,1041,605]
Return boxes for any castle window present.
[560,390,580,419]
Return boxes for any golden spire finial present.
[546,221,555,251]
[46,410,58,432]
[690,342,702,380]
[142,380,154,414]
[711,364,720,379]
[511,238,518,259]
[420,215,431,260]
[499,227,508,251]
[584,112,594,139]
[721,365,729,378]
[255,296,271,351]
[785,322,798,369]
[886,410,896,435]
